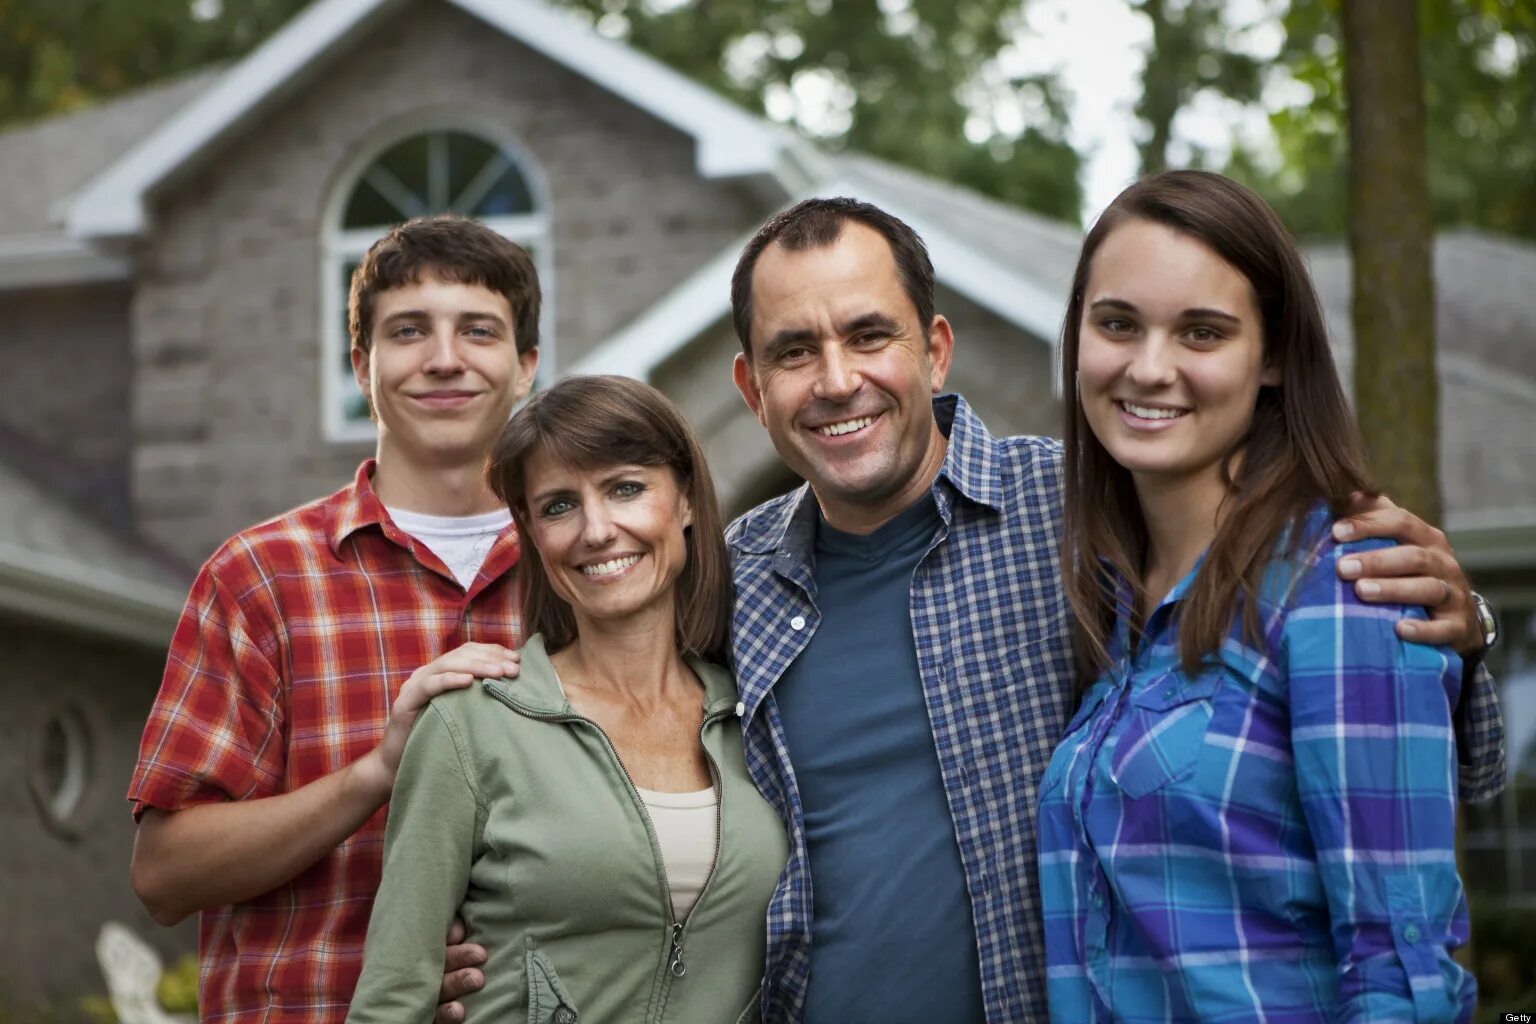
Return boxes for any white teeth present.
[580,555,640,577]
[1121,402,1187,421]
[816,416,874,437]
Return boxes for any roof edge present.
[0,234,131,291]
[66,0,789,241]
[0,543,183,648]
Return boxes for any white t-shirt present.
[635,785,719,921]
[386,506,512,589]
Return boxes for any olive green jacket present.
[346,635,789,1024]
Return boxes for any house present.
[1,0,1532,1012]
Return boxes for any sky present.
[1012,0,1282,222]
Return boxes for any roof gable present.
[65,0,788,240]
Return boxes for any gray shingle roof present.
[0,66,224,238]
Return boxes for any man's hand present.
[1333,493,1481,656]
[436,918,487,1024]
[353,643,521,798]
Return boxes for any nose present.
[811,344,861,401]
[579,501,618,548]
[1125,332,1177,388]
[422,326,467,376]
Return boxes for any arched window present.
[321,126,552,442]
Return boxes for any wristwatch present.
[1471,591,1499,652]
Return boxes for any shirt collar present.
[486,633,741,718]
[747,394,1007,564]
[328,459,390,555]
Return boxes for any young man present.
[723,198,1504,1023]
[128,216,537,1024]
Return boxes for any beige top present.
[635,785,719,921]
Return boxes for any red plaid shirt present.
[128,461,522,1024]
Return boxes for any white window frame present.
[319,113,554,444]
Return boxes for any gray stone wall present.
[133,0,769,563]
[652,284,1062,518]
[0,620,194,1020]
[1,283,135,524]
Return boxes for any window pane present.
[445,133,502,205]
[467,163,535,217]
[342,178,404,230]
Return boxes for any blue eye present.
[613,481,644,498]
[540,498,575,517]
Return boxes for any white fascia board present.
[67,0,398,240]
[0,234,131,290]
[0,543,183,649]
[449,0,780,179]
[571,179,1067,381]
[568,240,743,381]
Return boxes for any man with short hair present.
[723,197,1504,1023]
[128,215,536,1024]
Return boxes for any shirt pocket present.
[1109,671,1221,799]
[526,941,581,1024]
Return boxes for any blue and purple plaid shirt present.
[729,398,1502,1023]
[1039,507,1477,1022]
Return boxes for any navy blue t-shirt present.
[774,495,986,1022]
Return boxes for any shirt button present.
[1163,685,1177,699]
[790,615,806,630]
[1402,924,1422,943]
[735,701,746,717]
[553,1007,577,1024]
[1091,892,1104,909]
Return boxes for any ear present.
[732,352,767,427]
[514,346,541,402]
[678,489,694,530]
[350,345,372,403]
[926,315,955,394]
[1260,361,1281,387]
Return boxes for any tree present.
[1229,0,1536,240]
[1129,0,1266,175]
[547,0,1083,222]
[0,0,307,127]
[1342,0,1439,522]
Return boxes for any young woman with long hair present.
[1039,170,1474,1021]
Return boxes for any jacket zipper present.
[481,683,728,984]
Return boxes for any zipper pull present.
[669,922,687,978]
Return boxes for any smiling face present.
[731,221,953,532]
[352,272,539,474]
[522,451,693,632]
[1077,218,1278,501]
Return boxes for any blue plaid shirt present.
[727,397,1504,1024]
[1038,508,1477,1022]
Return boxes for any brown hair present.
[730,196,936,357]
[486,375,733,663]
[1060,169,1374,678]
[348,214,541,355]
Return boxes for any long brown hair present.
[1060,170,1374,678]
[486,375,733,664]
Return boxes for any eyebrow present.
[1088,298,1242,325]
[378,309,509,326]
[761,311,905,358]
[526,465,652,505]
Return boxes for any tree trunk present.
[1341,0,1441,525]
